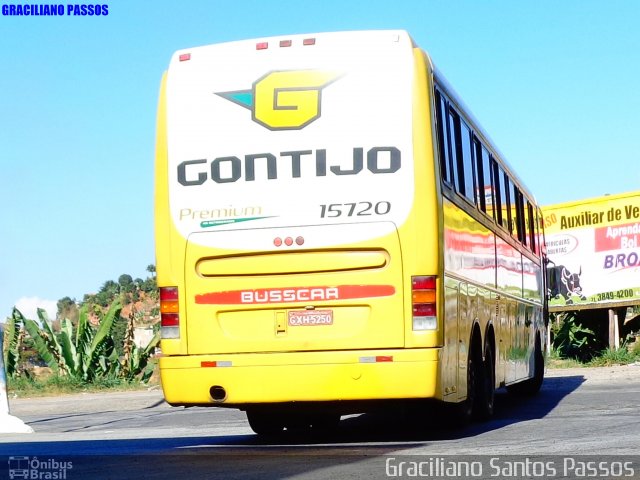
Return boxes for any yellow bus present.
[155,30,547,434]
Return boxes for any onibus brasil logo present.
[216,70,340,130]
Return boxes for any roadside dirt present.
[8,387,165,416]
[546,362,640,384]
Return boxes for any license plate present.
[288,310,333,326]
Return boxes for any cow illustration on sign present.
[548,264,587,304]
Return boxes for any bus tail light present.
[160,286,180,339]
[412,276,437,331]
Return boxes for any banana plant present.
[3,308,24,377]
[23,309,67,375]
[22,302,122,381]
[120,305,160,382]
[60,301,122,381]
[10,299,159,384]
[121,330,160,382]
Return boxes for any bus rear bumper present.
[159,348,441,407]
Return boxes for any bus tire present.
[246,410,285,435]
[507,335,544,396]
[475,341,495,420]
[453,343,481,425]
[310,413,341,433]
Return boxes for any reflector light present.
[284,237,293,246]
[179,53,191,62]
[161,313,179,327]
[279,40,292,47]
[412,290,436,303]
[161,327,179,339]
[160,287,178,301]
[201,361,232,368]
[303,38,316,45]
[413,304,436,316]
[359,356,394,363]
[413,317,437,331]
[160,301,179,314]
[376,356,393,362]
[274,237,283,247]
[412,276,436,290]
[256,42,268,50]
[295,236,304,246]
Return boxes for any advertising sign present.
[543,191,640,311]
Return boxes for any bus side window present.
[474,139,494,219]
[473,137,485,211]
[504,173,515,236]
[435,90,453,185]
[527,201,537,252]
[484,150,495,219]
[522,195,530,247]
[535,208,543,256]
[459,120,475,204]
[515,188,525,244]
[493,163,509,231]
[448,109,460,192]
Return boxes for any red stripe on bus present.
[195,284,396,305]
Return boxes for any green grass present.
[548,343,640,368]
[547,356,584,369]
[587,347,640,367]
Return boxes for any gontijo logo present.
[216,70,340,130]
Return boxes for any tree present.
[56,296,79,324]
[94,280,119,307]
[140,276,157,295]
[118,274,136,299]
[118,274,134,289]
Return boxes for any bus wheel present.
[246,410,285,435]
[310,413,341,433]
[507,336,544,396]
[454,344,481,424]
[475,342,495,420]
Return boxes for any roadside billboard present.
[543,190,640,311]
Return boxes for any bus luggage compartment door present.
[184,222,404,355]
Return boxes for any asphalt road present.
[1,365,639,479]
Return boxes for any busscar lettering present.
[176,147,401,186]
[241,288,340,303]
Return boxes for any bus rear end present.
[155,30,442,427]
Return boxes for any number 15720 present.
[319,201,391,218]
